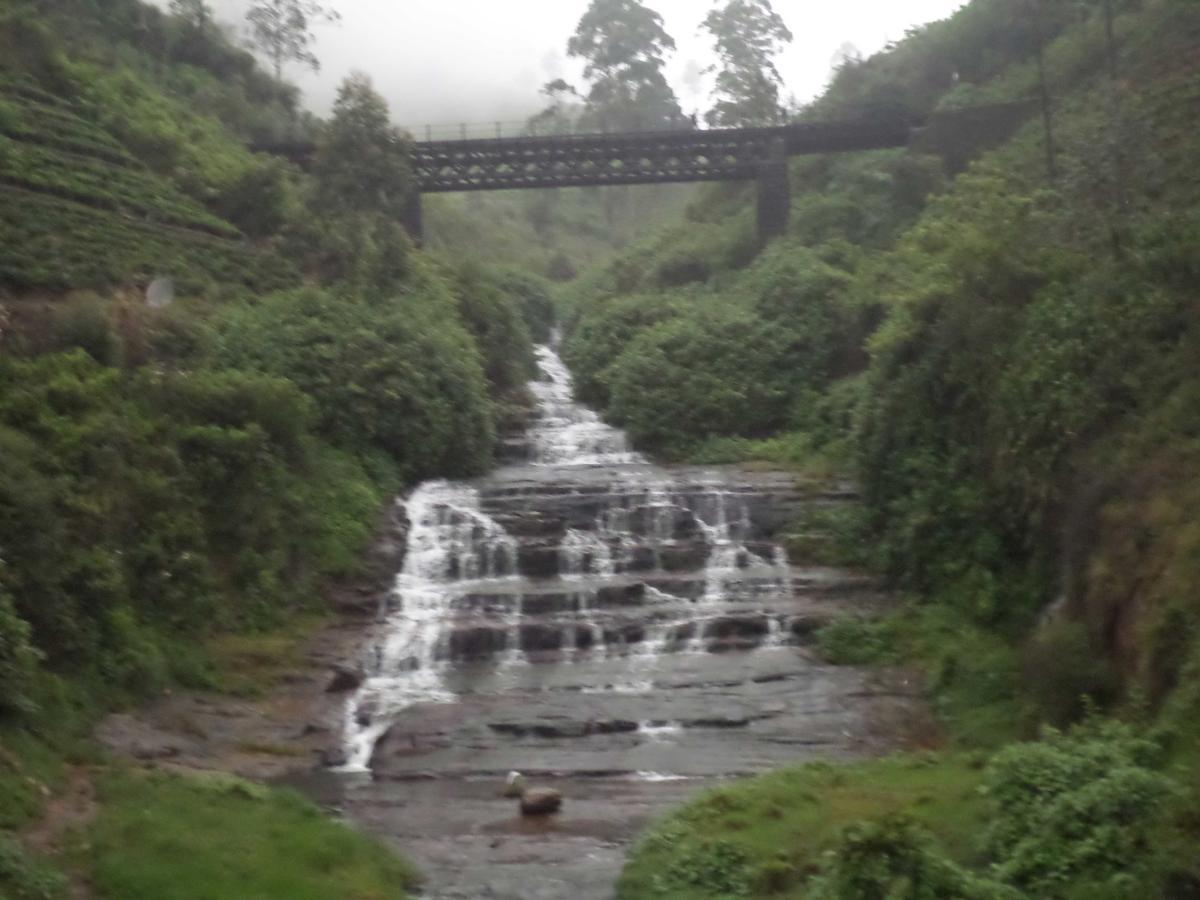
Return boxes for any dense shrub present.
[985,719,1176,895]
[607,303,790,455]
[216,287,495,480]
[492,266,558,344]
[0,350,400,701]
[446,261,536,397]
[811,815,1014,900]
[562,291,682,407]
[0,584,39,717]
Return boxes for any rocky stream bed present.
[99,344,923,900]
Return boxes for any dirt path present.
[21,765,98,900]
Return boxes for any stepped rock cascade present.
[316,343,917,899]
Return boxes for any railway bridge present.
[257,103,1036,245]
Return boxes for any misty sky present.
[202,0,966,128]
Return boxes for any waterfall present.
[338,482,517,771]
[336,344,796,771]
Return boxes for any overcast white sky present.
[202,0,966,127]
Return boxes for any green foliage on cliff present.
[0,0,532,773]
[217,285,496,481]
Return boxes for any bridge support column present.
[756,138,790,246]
[402,191,424,247]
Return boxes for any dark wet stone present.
[789,615,824,640]
[620,545,658,573]
[574,627,597,650]
[517,543,561,578]
[704,615,770,640]
[447,626,509,660]
[320,745,349,768]
[520,622,565,652]
[667,621,697,647]
[593,583,646,608]
[489,721,588,739]
[494,511,566,539]
[602,623,645,645]
[683,716,750,729]
[520,592,579,616]
[659,543,710,573]
[326,665,364,693]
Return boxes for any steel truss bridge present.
[256,103,1036,245]
[403,119,911,243]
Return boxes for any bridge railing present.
[401,117,701,143]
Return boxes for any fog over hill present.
[189,0,965,125]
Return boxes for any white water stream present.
[337,343,793,771]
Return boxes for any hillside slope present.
[574,0,1200,895]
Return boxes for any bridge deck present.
[411,120,913,193]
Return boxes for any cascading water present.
[338,343,795,771]
[339,481,517,771]
[319,341,911,900]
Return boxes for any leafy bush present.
[817,616,901,666]
[562,290,681,407]
[0,350,399,699]
[492,265,558,344]
[46,293,117,364]
[446,260,536,397]
[607,303,790,456]
[810,814,1014,900]
[985,719,1176,895]
[216,287,495,480]
[0,583,40,717]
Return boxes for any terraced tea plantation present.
[0,75,296,293]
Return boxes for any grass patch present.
[0,834,68,900]
[85,768,418,900]
[200,612,328,697]
[684,431,844,479]
[616,753,989,899]
[815,616,903,666]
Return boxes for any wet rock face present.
[446,626,509,661]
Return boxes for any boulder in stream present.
[519,787,563,816]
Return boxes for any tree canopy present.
[245,0,340,78]
[567,0,684,131]
[702,0,794,126]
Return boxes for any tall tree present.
[702,0,794,127]
[567,0,683,131]
[246,0,339,80]
[169,0,211,32]
[313,73,411,219]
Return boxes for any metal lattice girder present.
[410,120,912,193]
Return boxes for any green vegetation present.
[618,753,990,898]
[619,720,1182,899]
[88,768,418,900]
[0,0,550,894]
